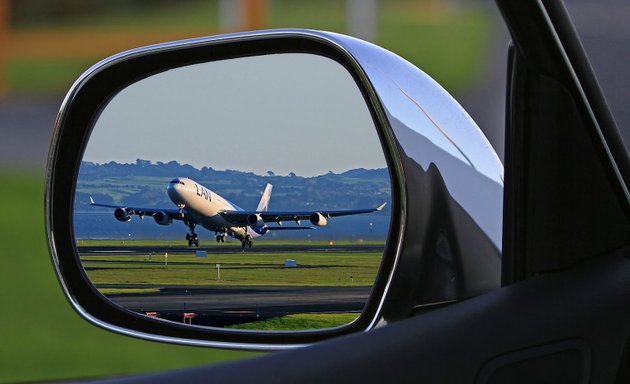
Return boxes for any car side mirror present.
[46,29,503,350]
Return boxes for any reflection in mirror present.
[74,53,391,331]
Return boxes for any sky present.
[83,53,387,177]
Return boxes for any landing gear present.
[186,232,199,247]
[241,234,253,249]
[186,222,199,247]
[215,233,226,243]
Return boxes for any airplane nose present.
[167,182,183,202]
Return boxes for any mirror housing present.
[46,29,503,349]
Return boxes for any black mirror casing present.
[46,29,503,349]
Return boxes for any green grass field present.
[82,251,381,287]
[228,313,360,331]
[0,171,255,383]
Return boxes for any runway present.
[79,244,384,255]
[82,244,380,327]
[101,285,371,327]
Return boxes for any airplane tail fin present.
[256,183,273,212]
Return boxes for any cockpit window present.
[169,178,185,185]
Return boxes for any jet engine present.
[153,211,172,225]
[247,214,265,227]
[114,208,131,222]
[309,212,328,227]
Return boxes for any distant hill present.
[75,160,391,213]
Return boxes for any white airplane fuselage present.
[166,177,260,240]
[91,176,383,247]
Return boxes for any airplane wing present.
[264,226,315,231]
[219,203,387,227]
[89,197,183,220]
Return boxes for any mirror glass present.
[74,53,391,331]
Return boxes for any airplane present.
[90,177,386,248]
